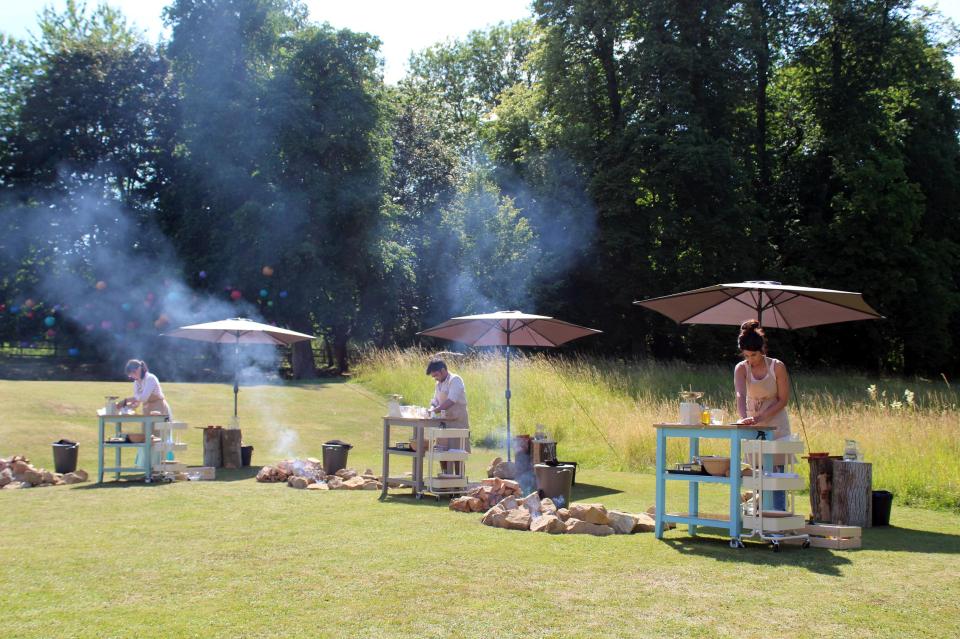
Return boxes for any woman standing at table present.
[122,359,173,419]
[734,320,790,509]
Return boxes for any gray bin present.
[535,463,575,509]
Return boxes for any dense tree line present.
[0,0,957,376]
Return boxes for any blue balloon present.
[279,290,288,298]
[68,347,80,357]
[10,305,20,314]
[199,271,207,279]
[259,289,269,298]
[121,303,131,312]
[44,316,56,327]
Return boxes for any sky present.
[1,1,958,82]
[1,0,535,84]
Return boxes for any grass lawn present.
[2,379,959,638]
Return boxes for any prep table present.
[97,409,178,483]
[379,415,446,500]
[653,423,774,542]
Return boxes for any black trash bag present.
[324,439,353,450]
[54,439,78,447]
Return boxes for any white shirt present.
[132,372,164,402]
[433,372,466,407]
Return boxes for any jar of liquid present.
[701,408,711,425]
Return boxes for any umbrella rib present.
[676,289,753,324]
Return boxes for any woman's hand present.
[738,416,757,425]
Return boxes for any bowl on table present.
[126,433,146,443]
[699,456,731,477]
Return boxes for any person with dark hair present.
[426,359,468,428]
[734,319,791,509]
[122,359,173,418]
[425,358,470,468]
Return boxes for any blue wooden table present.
[654,423,773,542]
[97,410,169,483]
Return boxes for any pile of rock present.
[467,493,656,536]
[486,456,518,480]
[449,477,524,513]
[0,455,89,489]
[256,458,382,491]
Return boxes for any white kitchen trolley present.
[737,437,810,551]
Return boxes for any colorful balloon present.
[230,290,242,301]
[121,303,131,312]
[24,299,35,309]
[68,347,80,357]
[10,305,19,314]
[44,316,56,327]
[262,265,274,277]
[199,271,207,279]
[259,289,269,298]
[45,329,56,338]
[95,281,107,291]
[279,290,288,298]
[100,320,112,330]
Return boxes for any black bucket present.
[872,490,893,527]
[322,440,352,475]
[52,439,79,474]
[241,445,254,467]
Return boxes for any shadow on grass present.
[571,482,623,502]
[862,525,960,554]
[378,492,456,509]
[661,536,853,576]
[213,466,261,482]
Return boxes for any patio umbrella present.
[634,281,883,449]
[164,317,316,420]
[633,281,883,329]
[418,310,601,461]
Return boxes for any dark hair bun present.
[738,319,767,352]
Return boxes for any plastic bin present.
[322,440,352,475]
[52,439,78,474]
[872,490,893,526]
[241,445,254,467]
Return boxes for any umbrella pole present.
[233,337,239,420]
[506,340,512,463]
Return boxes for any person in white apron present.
[426,359,470,472]
[123,359,173,474]
[734,320,791,510]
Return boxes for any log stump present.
[203,427,222,468]
[807,457,835,522]
[221,428,243,469]
[831,460,872,528]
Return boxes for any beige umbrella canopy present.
[164,318,315,419]
[418,310,601,461]
[634,281,883,329]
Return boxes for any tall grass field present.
[355,347,960,511]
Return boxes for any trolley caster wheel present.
[772,542,781,552]
[802,540,811,549]
[729,539,743,549]
[415,493,422,501]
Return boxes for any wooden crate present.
[186,466,216,480]
[786,523,862,549]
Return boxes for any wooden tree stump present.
[203,427,222,468]
[831,460,872,527]
[807,457,834,522]
[221,428,243,469]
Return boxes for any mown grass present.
[2,379,960,638]
[354,347,960,512]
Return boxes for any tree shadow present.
[862,525,960,554]
[661,535,853,576]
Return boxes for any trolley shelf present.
[664,473,732,484]
[742,514,806,531]
[741,475,806,491]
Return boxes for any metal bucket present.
[535,463,574,509]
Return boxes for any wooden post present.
[221,428,243,469]
[831,460,873,528]
[203,426,222,468]
[807,457,834,522]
